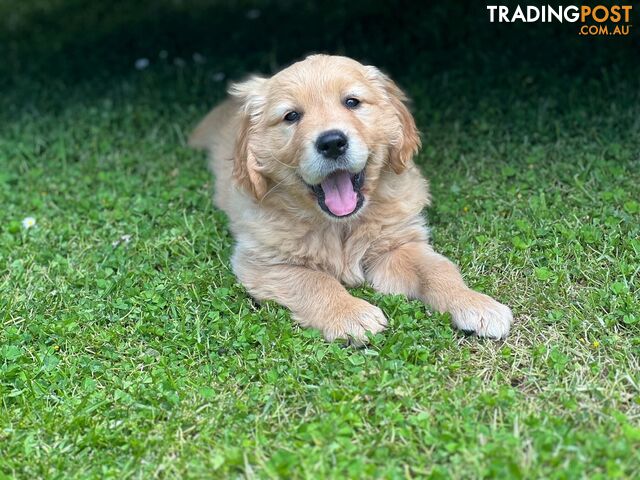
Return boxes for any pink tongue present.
[320,171,357,216]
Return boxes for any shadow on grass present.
[2,0,637,83]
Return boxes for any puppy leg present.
[365,242,512,339]
[233,258,387,343]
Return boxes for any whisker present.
[259,171,298,204]
[265,151,298,170]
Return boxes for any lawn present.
[1,1,639,478]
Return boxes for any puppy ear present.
[228,76,268,200]
[366,67,421,174]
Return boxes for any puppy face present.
[231,55,420,219]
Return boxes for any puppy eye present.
[283,111,301,123]
[344,97,360,109]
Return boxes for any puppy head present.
[231,55,420,218]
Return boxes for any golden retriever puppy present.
[189,54,512,343]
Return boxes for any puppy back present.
[188,99,240,150]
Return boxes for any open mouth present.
[308,170,365,218]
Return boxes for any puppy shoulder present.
[407,164,431,207]
[376,164,430,208]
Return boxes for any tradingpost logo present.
[487,4,633,36]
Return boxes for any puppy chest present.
[291,229,367,287]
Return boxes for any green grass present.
[1,1,639,478]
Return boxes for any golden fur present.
[189,55,512,343]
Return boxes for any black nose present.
[316,130,348,159]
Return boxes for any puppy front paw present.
[450,291,513,339]
[322,298,388,345]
